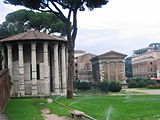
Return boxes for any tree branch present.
[55,1,74,11]
[67,9,72,21]
[49,1,68,23]
[39,0,66,23]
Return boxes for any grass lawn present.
[5,98,46,120]
[5,95,160,120]
[52,95,160,120]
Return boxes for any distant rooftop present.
[133,43,160,56]
[75,50,86,54]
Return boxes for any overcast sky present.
[1,0,160,56]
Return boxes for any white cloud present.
[0,1,26,23]
[76,0,160,55]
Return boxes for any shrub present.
[137,79,146,88]
[128,80,138,88]
[109,81,122,92]
[76,81,91,91]
[128,78,157,88]
[146,85,160,89]
[97,82,109,93]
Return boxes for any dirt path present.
[41,109,73,120]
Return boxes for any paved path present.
[0,113,9,120]
[124,89,160,95]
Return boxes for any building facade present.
[0,30,67,96]
[74,52,96,82]
[90,50,127,83]
[132,51,160,78]
[132,43,160,79]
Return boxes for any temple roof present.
[0,30,66,42]
[98,50,127,58]
[90,50,127,62]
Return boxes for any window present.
[75,63,78,66]
[150,62,153,65]
[150,68,153,72]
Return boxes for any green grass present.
[52,95,160,120]
[5,95,160,120]
[5,98,46,120]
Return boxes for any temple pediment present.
[99,50,127,58]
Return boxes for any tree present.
[4,0,109,98]
[0,9,65,39]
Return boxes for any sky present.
[1,0,160,56]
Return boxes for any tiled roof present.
[75,50,86,53]
[90,50,127,61]
[0,30,66,42]
[98,50,127,58]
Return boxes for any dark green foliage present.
[128,80,139,88]
[146,85,160,89]
[4,0,108,11]
[97,82,109,93]
[0,9,65,39]
[109,81,122,92]
[128,78,157,88]
[76,81,91,91]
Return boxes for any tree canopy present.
[0,9,65,39]
[4,0,109,98]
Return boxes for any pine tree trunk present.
[66,22,74,98]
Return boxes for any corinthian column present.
[54,43,60,94]
[61,43,67,93]
[18,43,25,96]
[31,42,37,95]
[43,42,50,95]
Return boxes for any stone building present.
[74,52,96,82]
[132,46,160,79]
[90,50,127,83]
[0,30,67,96]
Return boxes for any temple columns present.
[107,62,110,82]
[18,43,25,96]
[31,42,38,95]
[43,42,50,95]
[7,44,12,77]
[1,46,5,69]
[115,62,118,81]
[54,43,60,94]
[61,44,67,93]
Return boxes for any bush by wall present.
[109,81,122,92]
[146,85,160,89]
[128,78,157,88]
[96,81,122,93]
[76,81,92,91]
[97,82,109,93]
